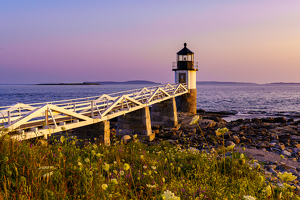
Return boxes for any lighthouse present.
[172,43,198,114]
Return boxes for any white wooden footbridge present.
[0,83,188,140]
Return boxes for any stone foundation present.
[176,89,197,114]
[71,120,110,145]
[117,106,152,138]
[151,97,178,127]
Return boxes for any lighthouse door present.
[179,73,186,83]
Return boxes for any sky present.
[1,0,300,84]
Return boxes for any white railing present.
[0,83,188,140]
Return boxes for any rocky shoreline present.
[129,110,300,193]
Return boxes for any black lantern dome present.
[172,43,198,71]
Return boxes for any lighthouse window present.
[178,55,183,61]
[183,55,187,61]
[187,55,192,61]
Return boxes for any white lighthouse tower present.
[172,43,198,114]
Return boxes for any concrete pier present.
[117,106,154,141]
[151,97,178,127]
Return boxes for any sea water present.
[1,84,300,121]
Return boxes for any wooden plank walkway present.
[0,83,188,140]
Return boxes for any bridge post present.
[99,120,110,145]
[151,97,178,127]
[117,106,154,141]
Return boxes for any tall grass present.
[0,131,299,199]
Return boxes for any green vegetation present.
[0,125,299,199]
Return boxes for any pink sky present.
[1,0,300,84]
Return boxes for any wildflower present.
[78,162,82,166]
[151,166,157,170]
[143,165,147,169]
[242,147,246,151]
[123,163,130,171]
[113,170,118,175]
[110,178,118,184]
[58,147,62,152]
[60,136,65,143]
[240,153,244,159]
[264,185,272,197]
[226,144,235,151]
[133,134,137,139]
[215,127,229,136]
[103,163,110,172]
[6,171,12,176]
[91,150,96,156]
[140,155,144,160]
[162,177,165,182]
[120,170,124,176]
[280,154,284,159]
[38,166,55,170]
[243,195,256,200]
[258,175,264,183]
[114,161,117,164]
[189,115,199,125]
[102,184,108,190]
[161,190,180,200]
[146,184,156,188]
[3,157,9,163]
[84,158,90,163]
[278,172,297,182]
[41,171,54,180]
[96,153,104,158]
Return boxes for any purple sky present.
[1,0,300,84]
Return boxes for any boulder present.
[121,135,132,144]
[229,135,240,144]
[282,150,292,157]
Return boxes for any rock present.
[121,135,132,144]
[111,128,116,136]
[200,119,217,128]
[289,168,299,176]
[37,139,48,146]
[225,140,235,147]
[291,135,300,142]
[275,143,286,151]
[257,141,271,149]
[197,109,206,113]
[264,165,277,170]
[274,117,286,123]
[152,125,160,130]
[270,134,279,140]
[293,148,300,154]
[229,135,240,144]
[282,150,292,157]
[269,168,278,176]
[170,135,178,140]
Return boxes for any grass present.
[0,129,299,199]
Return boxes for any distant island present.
[197,81,257,85]
[267,82,300,85]
[86,80,160,85]
[37,80,160,85]
[37,82,100,85]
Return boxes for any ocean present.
[1,84,300,121]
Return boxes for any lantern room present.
[172,43,198,90]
